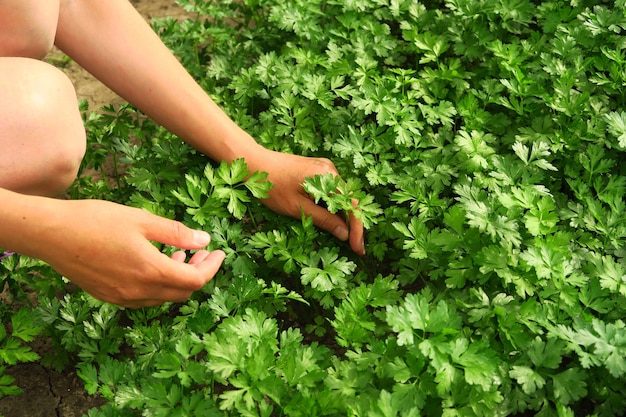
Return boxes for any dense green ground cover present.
[2,0,626,415]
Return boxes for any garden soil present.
[0,1,193,416]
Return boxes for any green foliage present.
[0,307,42,395]
[172,159,272,222]
[0,256,51,398]
[3,0,626,415]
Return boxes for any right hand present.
[250,150,366,255]
[34,199,225,308]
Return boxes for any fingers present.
[170,249,211,265]
[159,249,225,290]
[139,219,224,305]
[298,198,364,255]
[307,159,365,255]
[191,250,225,276]
[120,249,226,309]
[188,250,211,265]
[142,212,211,250]
[300,198,349,240]
[171,250,187,262]
[348,198,365,256]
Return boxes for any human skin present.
[0,0,364,308]
[0,188,224,308]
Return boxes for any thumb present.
[142,214,211,250]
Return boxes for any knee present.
[47,132,87,197]
[18,61,85,196]
[38,67,86,194]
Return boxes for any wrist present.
[0,189,61,259]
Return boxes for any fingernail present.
[193,230,211,246]
[334,226,349,241]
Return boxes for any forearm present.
[55,0,266,167]
[0,188,60,260]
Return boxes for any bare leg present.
[0,0,60,59]
[0,0,84,197]
[0,57,85,196]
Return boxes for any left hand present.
[252,150,365,255]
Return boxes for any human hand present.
[251,150,365,255]
[33,199,225,308]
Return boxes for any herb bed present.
[2,0,626,415]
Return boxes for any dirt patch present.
[0,362,107,417]
[0,2,193,416]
